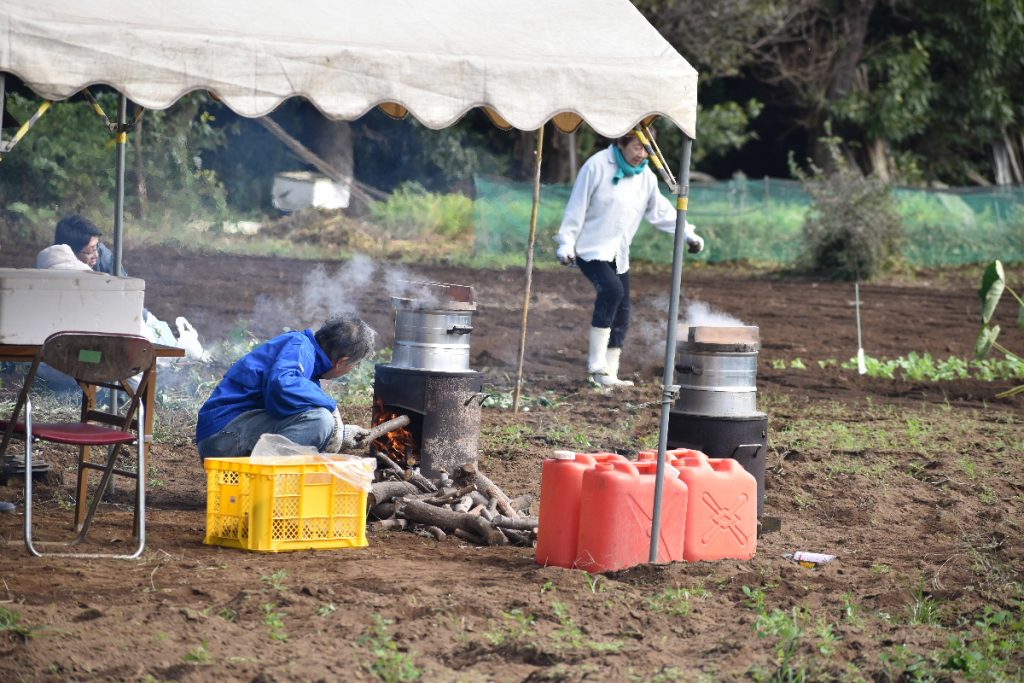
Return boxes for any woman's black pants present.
[577,258,630,348]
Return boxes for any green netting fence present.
[474,176,1024,267]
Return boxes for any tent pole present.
[648,134,693,564]
[112,93,127,276]
[0,74,5,151]
[512,124,545,413]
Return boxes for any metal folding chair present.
[5,331,156,558]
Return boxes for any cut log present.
[424,483,476,506]
[407,470,439,494]
[490,514,539,531]
[373,450,406,477]
[394,498,507,546]
[368,502,396,520]
[369,518,408,532]
[453,495,473,513]
[415,528,444,540]
[509,493,534,514]
[360,414,411,445]
[458,462,518,518]
[502,529,533,547]
[369,480,418,508]
[453,528,485,545]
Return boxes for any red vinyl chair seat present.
[29,423,139,446]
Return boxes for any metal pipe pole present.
[112,93,127,276]
[648,135,693,563]
[0,74,5,151]
[512,124,545,413]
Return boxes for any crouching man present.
[196,314,376,459]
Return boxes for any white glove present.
[341,424,370,448]
[684,222,704,254]
[555,242,576,266]
[325,408,369,452]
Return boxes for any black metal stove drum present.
[666,325,768,517]
[371,282,485,478]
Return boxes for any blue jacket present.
[196,329,336,443]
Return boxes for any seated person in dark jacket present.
[196,314,376,459]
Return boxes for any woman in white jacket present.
[555,132,704,387]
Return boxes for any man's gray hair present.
[315,314,376,364]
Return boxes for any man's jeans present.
[197,408,335,459]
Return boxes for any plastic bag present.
[175,316,210,362]
[142,311,178,346]
[250,433,376,492]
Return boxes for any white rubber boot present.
[602,347,634,387]
[587,326,611,385]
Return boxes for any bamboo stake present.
[512,124,545,413]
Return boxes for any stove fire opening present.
[371,400,423,468]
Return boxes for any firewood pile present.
[367,452,537,547]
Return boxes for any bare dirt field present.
[0,243,1021,681]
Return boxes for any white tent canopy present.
[1,0,700,565]
[0,0,697,139]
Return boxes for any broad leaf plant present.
[975,260,1024,398]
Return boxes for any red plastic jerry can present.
[677,457,757,561]
[535,451,628,568]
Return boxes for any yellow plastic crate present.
[203,457,368,552]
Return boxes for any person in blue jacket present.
[196,314,376,459]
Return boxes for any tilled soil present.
[0,245,1021,681]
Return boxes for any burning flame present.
[372,399,418,467]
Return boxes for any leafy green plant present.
[359,614,422,682]
[841,352,1023,382]
[935,596,1024,681]
[260,569,289,591]
[0,606,38,639]
[790,126,905,281]
[483,609,537,648]
[648,587,709,617]
[904,585,945,626]
[183,641,213,665]
[261,603,288,642]
[742,585,768,612]
[551,602,622,653]
[369,182,474,243]
[752,607,810,682]
[976,260,1024,398]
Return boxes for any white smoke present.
[682,300,746,328]
[632,296,747,362]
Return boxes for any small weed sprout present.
[583,572,604,594]
[742,585,767,612]
[260,569,289,591]
[359,614,422,683]
[551,601,622,653]
[0,606,38,639]
[483,609,537,647]
[904,586,944,626]
[183,641,212,665]
[261,603,288,642]
[647,587,709,617]
[317,602,337,618]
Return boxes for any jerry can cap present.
[552,450,576,460]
